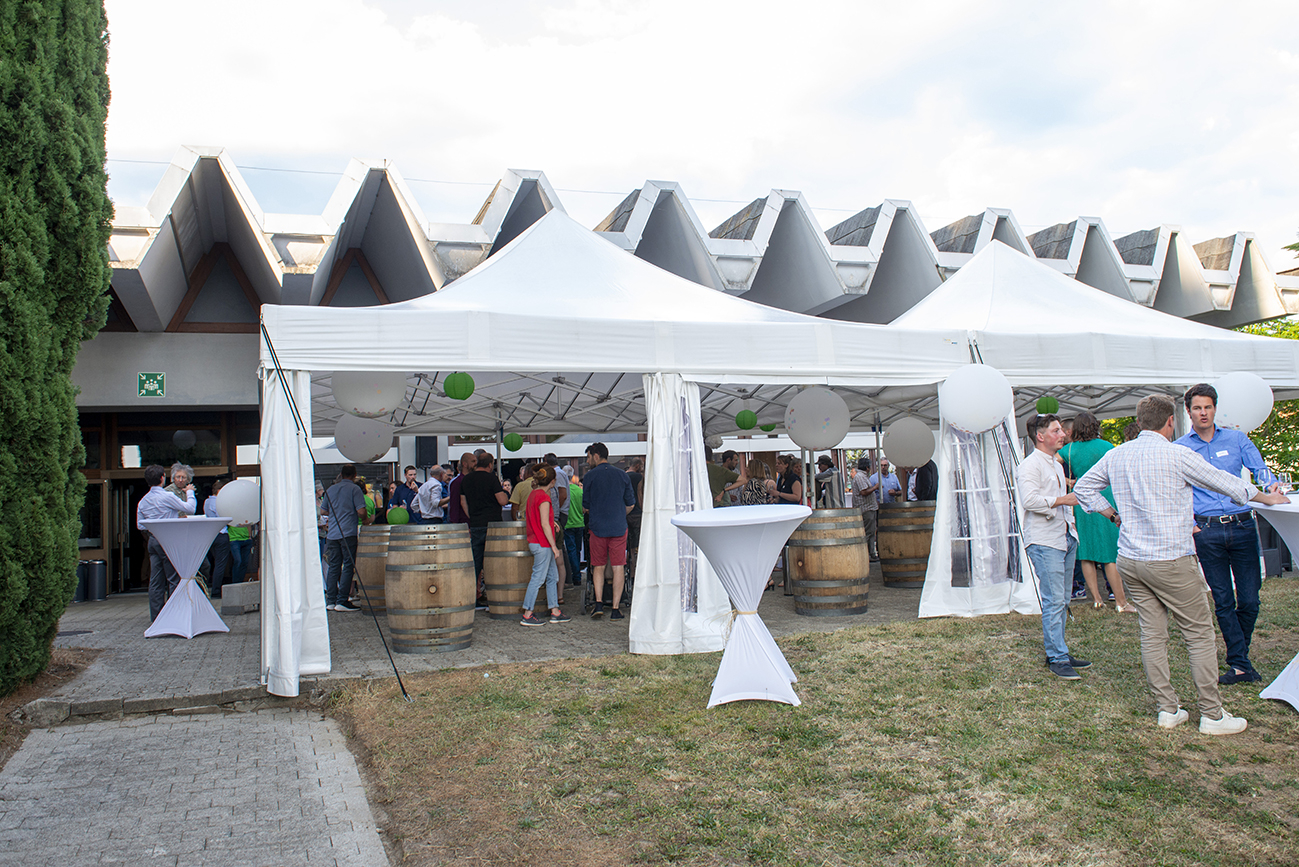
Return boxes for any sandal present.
[1092,601,1107,610]
[1114,603,1134,613]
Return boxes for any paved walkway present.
[0,709,386,867]
[43,575,921,712]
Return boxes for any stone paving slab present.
[0,709,387,867]
[48,575,920,709]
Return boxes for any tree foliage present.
[1237,317,1299,472]
[0,0,111,696]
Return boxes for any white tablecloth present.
[140,517,232,639]
[1252,503,1299,710]
[672,504,812,707]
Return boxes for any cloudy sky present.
[104,0,1299,265]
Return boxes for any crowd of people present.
[1020,386,1288,736]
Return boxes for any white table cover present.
[1252,503,1299,711]
[140,517,232,639]
[672,504,812,708]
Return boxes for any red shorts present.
[589,531,628,567]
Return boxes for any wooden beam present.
[352,248,390,304]
[318,248,358,307]
[165,247,219,332]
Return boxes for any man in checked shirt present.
[1075,395,1288,735]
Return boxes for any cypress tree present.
[0,0,111,695]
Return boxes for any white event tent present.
[892,242,1299,618]
[257,212,972,696]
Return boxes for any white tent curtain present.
[919,410,1039,618]
[630,373,729,654]
[259,364,330,696]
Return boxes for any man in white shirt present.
[136,464,197,622]
[416,466,449,524]
[1074,394,1288,735]
[1016,413,1087,680]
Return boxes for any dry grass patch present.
[334,578,1299,866]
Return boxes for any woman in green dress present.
[1060,412,1132,612]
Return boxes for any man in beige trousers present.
[1074,394,1288,735]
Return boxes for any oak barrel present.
[384,524,475,653]
[786,508,870,617]
[353,524,391,614]
[878,500,936,589]
[483,521,531,620]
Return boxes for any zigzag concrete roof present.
[107,146,1299,334]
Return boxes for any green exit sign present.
[138,372,165,398]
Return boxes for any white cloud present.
[104,0,1299,262]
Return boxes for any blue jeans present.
[1028,532,1077,664]
[564,527,584,584]
[1193,515,1261,673]
[324,536,358,607]
[230,539,253,584]
[525,542,559,613]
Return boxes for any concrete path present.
[0,709,386,867]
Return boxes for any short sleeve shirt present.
[461,471,505,528]
[323,481,366,540]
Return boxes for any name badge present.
[1216,450,1229,458]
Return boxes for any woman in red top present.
[521,464,570,626]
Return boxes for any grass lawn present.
[333,576,1299,866]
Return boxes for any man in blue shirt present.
[582,442,635,620]
[1175,383,1280,684]
[321,465,368,612]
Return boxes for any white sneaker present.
[1157,708,1189,729]
[1199,710,1248,736]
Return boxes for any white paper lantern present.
[215,478,260,527]
[330,371,408,418]
[882,417,935,468]
[705,434,725,450]
[784,387,850,451]
[1212,372,1274,433]
[940,364,1013,433]
[334,414,394,464]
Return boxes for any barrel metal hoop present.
[790,578,868,588]
[878,524,934,533]
[385,562,474,572]
[356,552,388,558]
[881,557,930,565]
[794,605,869,617]
[386,604,477,616]
[485,551,532,558]
[386,542,471,551]
[392,640,473,654]
[793,594,868,604]
[388,625,475,636]
[485,583,530,591]
[788,538,866,548]
[486,534,527,540]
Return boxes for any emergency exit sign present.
[138,372,165,397]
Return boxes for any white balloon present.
[1212,372,1274,433]
[215,478,260,527]
[784,387,850,451]
[172,429,196,450]
[940,364,1014,433]
[705,434,725,450]
[330,371,408,418]
[334,414,394,463]
[882,417,935,467]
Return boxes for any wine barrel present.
[786,508,869,617]
[384,525,475,653]
[353,524,391,614]
[878,500,936,589]
[483,521,531,620]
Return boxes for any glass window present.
[116,428,222,468]
[79,483,102,547]
[81,429,101,469]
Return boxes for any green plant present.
[0,0,111,696]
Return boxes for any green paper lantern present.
[387,506,410,525]
[1035,395,1060,414]
[503,432,524,452]
[444,371,475,401]
[760,423,777,432]
[736,409,758,430]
